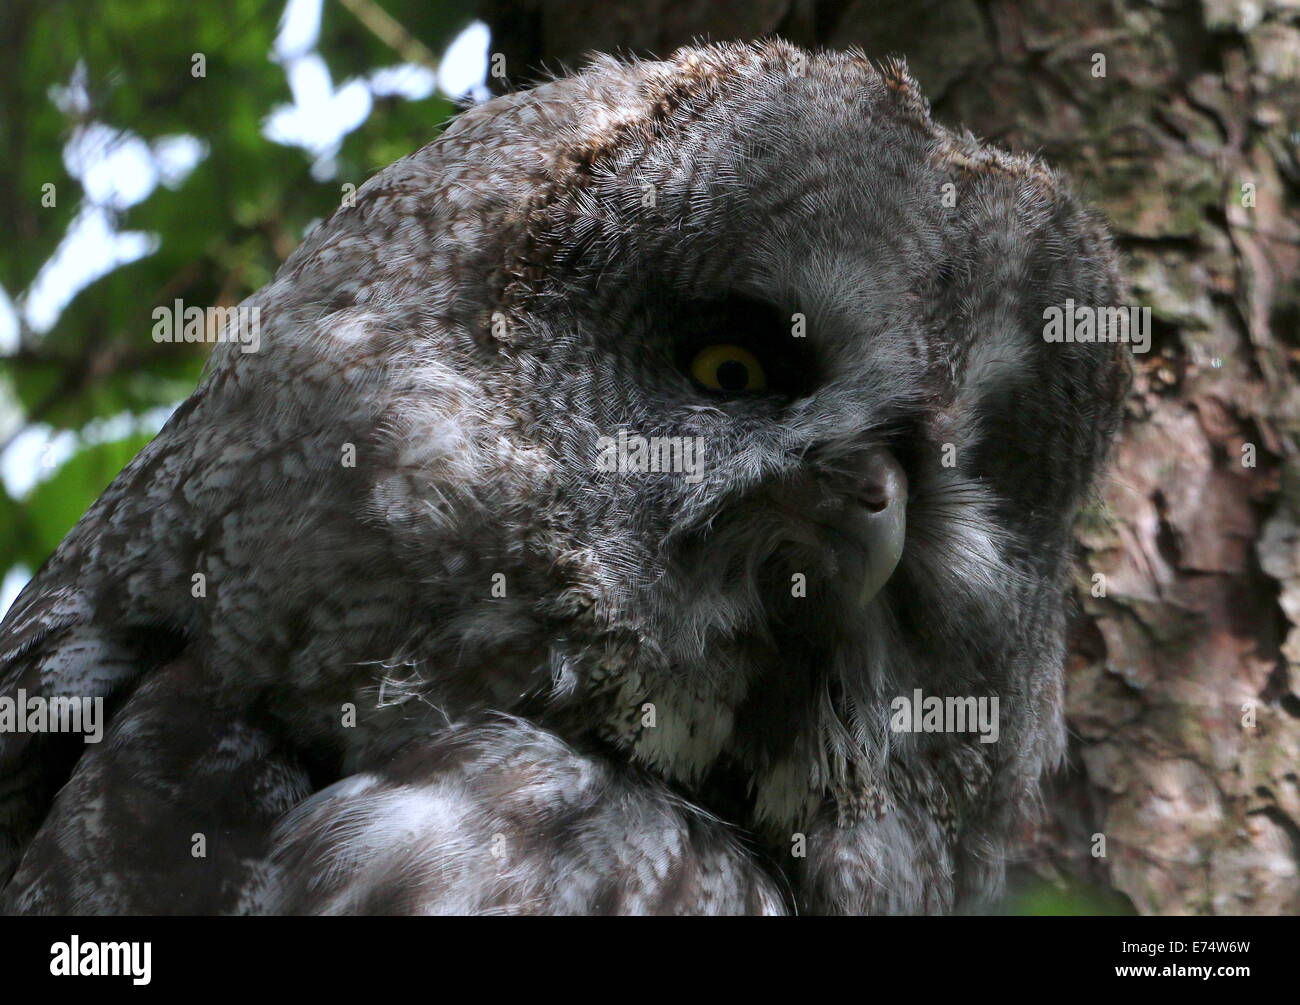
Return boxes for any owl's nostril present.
[858,485,890,512]
[856,447,906,511]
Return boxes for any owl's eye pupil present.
[716,359,750,391]
[687,343,768,393]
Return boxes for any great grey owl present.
[0,41,1128,915]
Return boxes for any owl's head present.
[261,41,1128,862]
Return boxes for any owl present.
[0,41,1128,915]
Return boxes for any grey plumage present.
[0,41,1128,915]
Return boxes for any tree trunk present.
[477,0,1300,915]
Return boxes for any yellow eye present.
[689,344,767,392]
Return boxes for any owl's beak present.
[849,447,908,606]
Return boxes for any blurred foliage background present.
[0,0,477,613]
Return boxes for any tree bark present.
[477,0,1300,914]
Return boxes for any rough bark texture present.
[477,0,1300,914]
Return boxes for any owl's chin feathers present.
[561,444,1025,854]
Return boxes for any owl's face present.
[222,42,1132,871]
[375,48,1128,835]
